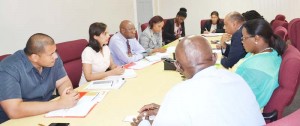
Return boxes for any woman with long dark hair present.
[79,22,124,86]
[201,11,225,34]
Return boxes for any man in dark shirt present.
[0,33,79,123]
[219,12,247,68]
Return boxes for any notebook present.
[45,91,108,118]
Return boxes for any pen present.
[91,92,100,101]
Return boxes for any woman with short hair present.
[139,15,166,54]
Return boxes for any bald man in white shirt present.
[132,35,265,126]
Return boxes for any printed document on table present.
[128,59,160,69]
[106,69,137,80]
[85,78,126,90]
[45,91,108,118]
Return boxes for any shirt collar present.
[117,32,128,43]
[20,50,35,73]
[145,27,156,37]
[191,66,217,79]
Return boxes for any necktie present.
[126,40,132,56]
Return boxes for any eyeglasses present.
[241,36,254,41]
[125,27,136,31]
[174,60,183,72]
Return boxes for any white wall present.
[0,0,135,54]
[1,0,300,54]
[157,0,300,36]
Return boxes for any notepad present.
[85,78,126,90]
[106,69,137,79]
[128,60,159,69]
[45,91,108,118]
[202,33,223,37]
[166,46,176,54]
[145,55,161,62]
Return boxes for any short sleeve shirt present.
[0,50,66,123]
[79,46,111,86]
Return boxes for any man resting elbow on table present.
[0,33,79,124]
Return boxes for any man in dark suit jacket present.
[163,8,187,44]
[220,12,246,68]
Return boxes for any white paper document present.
[45,91,108,118]
[128,59,159,70]
[202,33,223,37]
[145,55,161,62]
[166,46,176,54]
[85,78,126,90]
[154,52,170,59]
[106,69,137,79]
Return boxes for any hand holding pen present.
[58,87,79,109]
[203,28,210,34]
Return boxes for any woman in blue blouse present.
[234,19,286,108]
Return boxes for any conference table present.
[1,35,222,126]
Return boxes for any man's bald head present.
[225,11,244,23]
[24,33,55,56]
[119,20,136,39]
[175,35,216,79]
[224,11,244,34]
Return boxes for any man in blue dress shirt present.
[0,33,79,123]
[109,20,147,66]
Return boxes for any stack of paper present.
[202,33,223,37]
[145,55,161,62]
[155,52,170,59]
[166,46,176,54]
[128,60,159,70]
[106,69,137,80]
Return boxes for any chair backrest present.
[141,23,149,32]
[270,14,288,25]
[56,39,88,88]
[274,26,288,41]
[288,18,300,51]
[271,20,288,31]
[266,108,300,126]
[0,54,11,61]
[263,44,300,119]
[200,19,210,31]
[275,14,286,21]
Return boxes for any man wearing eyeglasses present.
[218,11,246,69]
[0,33,79,124]
[132,35,265,126]
[109,20,147,66]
